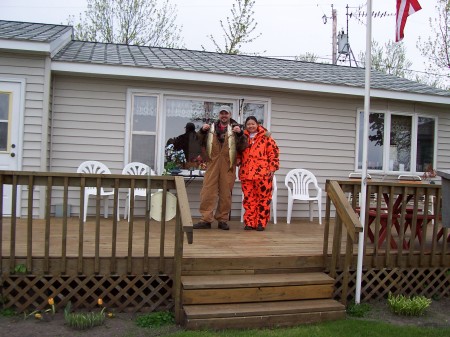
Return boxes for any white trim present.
[51,62,450,105]
[0,39,50,53]
[0,30,72,57]
[126,88,271,174]
[0,77,26,216]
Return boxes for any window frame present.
[126,89,271,174]
[355,109,437,175]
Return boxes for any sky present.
[0,0,438,77]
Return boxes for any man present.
[194,105,247,230]
[173,122,201,163]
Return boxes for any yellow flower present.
[48,297,54,306]
[34,313,42,319]
[107,312,114,318]
[97,298,103,306]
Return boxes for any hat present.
[218,105,232,114]
[185,122,195,132]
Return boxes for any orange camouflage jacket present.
[238,125,279,180]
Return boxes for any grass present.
[163,319,450,337]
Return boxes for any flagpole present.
[356,0,372,304]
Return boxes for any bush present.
[135,311,174,328]
[347,301,371,317]
[387,293,431,316]
[0,308,16,317]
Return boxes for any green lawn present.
[166,319,450,337]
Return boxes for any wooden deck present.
[1,217,329,258]
[2,215,442,259]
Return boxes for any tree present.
[204,0,261,54]
[295,53,319,62]
[68,0,184,48]
[358,40,413,78]
[416,0,450,89]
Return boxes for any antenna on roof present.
[336,5,359,67]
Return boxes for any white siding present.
[48,75,450,222]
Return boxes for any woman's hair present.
[244,116,258,126]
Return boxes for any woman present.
[239,116,279,231]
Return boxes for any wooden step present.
[182,272,334,289]
[184,299,346,330]
[182,272,334,304]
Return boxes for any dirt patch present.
[0,312,182,337]
[0,298,448,336]
[358,297,450,328]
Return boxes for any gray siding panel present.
[48,75,449,222]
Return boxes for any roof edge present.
[51,61,450,105]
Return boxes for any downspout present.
[38,55,52,219]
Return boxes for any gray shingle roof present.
[0,20,71,43]
[0,20,448,97]
[53,41,450,97]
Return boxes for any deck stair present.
[181,272,346,330]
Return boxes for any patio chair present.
[77,160,118,222]
[122,162,156,222]
[240,175,278,224]
[285,169,322,225]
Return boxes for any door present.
[0,81,22,216]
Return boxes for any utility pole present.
[332,6,337,64]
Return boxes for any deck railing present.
[0,170,193,319]
[325,179,449,303]
[324,180,363,305]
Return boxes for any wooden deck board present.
[0,216,441,258]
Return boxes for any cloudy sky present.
[0,0,437,76]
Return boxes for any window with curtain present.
[130,95,157,169]
[357,111,436,173]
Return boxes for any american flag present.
[396,0,422,42]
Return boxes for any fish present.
[228,124,236,171]
[206,123,214,158]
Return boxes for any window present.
[164,98,234,169]
[243,102,266,126]
[127,91,270,173]
[129,95,157,168]
[0,92,10,151]
[357,111,436,173]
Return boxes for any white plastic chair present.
[285,169,322,225]
[122,162,156,222]
[77,161,118,222]
[240,175,278,224]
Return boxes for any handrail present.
[325,178,448,304]
[325,180,362,305]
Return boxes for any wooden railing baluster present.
[10,175,18,273]
[44,176,51,273]
[27,175,34,272]
[62,176,69,274]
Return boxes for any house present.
[1,19,450,220]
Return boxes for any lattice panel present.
[1,275,174,313]
[333,268,449,302]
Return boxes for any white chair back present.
[284,169,322,224]
[77,161,116,222]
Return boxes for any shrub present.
[387,293,431,316]
[0,308,16,317]
[135,311,174,328]
[347,301,371,317]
